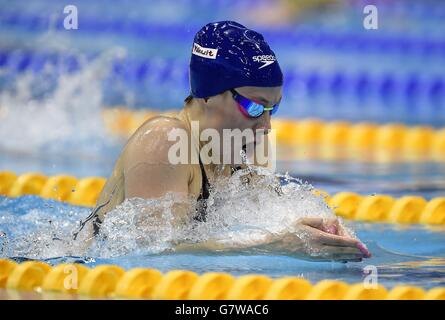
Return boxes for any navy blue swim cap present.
[189,21,283,98]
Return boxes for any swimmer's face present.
[203,86,282,164]
[206,86,282,131]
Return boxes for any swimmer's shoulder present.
[123,111,192,165]
[132,112,189,138]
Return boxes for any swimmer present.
[74,21,371,262]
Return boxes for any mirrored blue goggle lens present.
[247,102,279,117]
[246,102,264,117]
[234,91,279,117]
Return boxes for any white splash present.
[0,50,124,157]
[87,167,344,258]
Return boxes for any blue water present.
[1,195,444,289]
[0,0,444,291]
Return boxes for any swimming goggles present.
[231,89,280,118]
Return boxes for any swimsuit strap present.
[194,156,210,222]
[72,201,108,240]
[72,183,120,240]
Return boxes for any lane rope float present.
[0,171,444,225]
[0,259,444,300]
[102,108,445,163]
[0,171,445,225]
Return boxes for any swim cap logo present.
[252,55,276,69]
[192,43,218,59]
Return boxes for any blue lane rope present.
[0,49,443,102]
[1,10,445,58]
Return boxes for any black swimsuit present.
[194,157,210,222]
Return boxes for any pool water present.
[1,187,445,290]
[0,0,444,293]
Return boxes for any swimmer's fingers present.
[294,218,371,258]
[304,254,363,262]
[323,246,363,255]
[311,228,360,248]
[311,246,364,262]
[311,255,363,263]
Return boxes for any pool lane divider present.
[102,108,445,163]
[2,10,444,59]
[0,171,444,225]
[0,259,444,300]
[318,191,445,225]
[0,171,105,207]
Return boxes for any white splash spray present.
[0,49,125,157]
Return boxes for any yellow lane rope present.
[0,171,444,225]
[102,108,445,163]
[0,259,444,300]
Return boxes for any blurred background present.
[1,0,445,196]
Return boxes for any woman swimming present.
[74,21,371,262]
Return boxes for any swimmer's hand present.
[270,217,372,262]
[174,217,371,263]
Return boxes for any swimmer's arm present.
[124,119,192,197]
[123,121,194,224]
[174,217,370,262]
